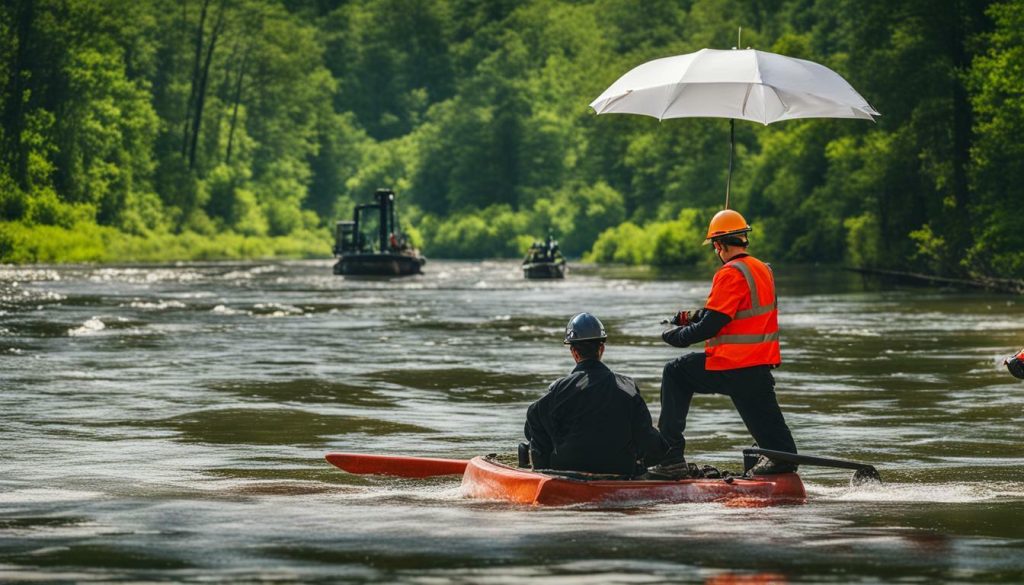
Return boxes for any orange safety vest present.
[705,256,781,371]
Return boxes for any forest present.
[0,0,1021,280]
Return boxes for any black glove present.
[1007,354,1024,380]
[662,310,697,326]
[671,310,691,326]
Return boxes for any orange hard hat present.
[704,209,752,244]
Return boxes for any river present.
[1,260,1022,583]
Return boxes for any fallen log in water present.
[847,267,1024,295]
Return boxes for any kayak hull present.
[325,453,467,478]
[460,456,806,506]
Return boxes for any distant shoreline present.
[848,267,1024,295]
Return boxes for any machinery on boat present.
[324,448,880,507]
[333,188,425,276]
[522,235,566,279]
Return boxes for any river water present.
[1,259,1022,583]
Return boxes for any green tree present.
[966,0,1024,277]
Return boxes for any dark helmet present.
[1008,352,1024,380]
[563,312,607,345]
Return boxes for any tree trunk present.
[225,47,249,165]
[182,0,210,159]
[188,0,226,170]
[2,0,35,189]
[950,3,970,220]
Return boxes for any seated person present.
[524,242,542,264]
[524,313,668,475]
[1007,348,1024,380]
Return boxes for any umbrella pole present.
[726,118,734,209]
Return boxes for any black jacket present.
[524,359,667,475]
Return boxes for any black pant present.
[658,352,797,457]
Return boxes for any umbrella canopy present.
[590,48,879,124]
[590,48,879,208]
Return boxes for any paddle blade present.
[851,466,882,486]
[325,453,468,478]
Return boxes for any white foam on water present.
[830,327,883,337]
[0,288,66,305]
[253,302,303,317]
[0,268,62,281]
[87,267,207,284]
[324,481,465,505]
[0,566,105,583]
[67,317,106,337]
[0,488,107,505]
[124,299,187,310]
[210,304,249,316]
[807,480,1024,503]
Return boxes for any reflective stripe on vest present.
[706,331,780,347]
[730,260,777,319]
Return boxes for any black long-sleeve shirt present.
[524,359,667,475]
[661,308,731,348]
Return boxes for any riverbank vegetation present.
[1,0,1022,280]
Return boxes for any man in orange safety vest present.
[648,209,798,479]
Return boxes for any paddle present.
[324,453,469,478]
[743,448,882,485]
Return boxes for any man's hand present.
[664,310,698,326]
[671,310,691,326]
[661,309,707,326]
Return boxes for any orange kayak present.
[459,456,806,506]
[325,452,467,478]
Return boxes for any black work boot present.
[748,455,798,475]
[644,453,697,480]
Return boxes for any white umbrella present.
[590,47,879,207]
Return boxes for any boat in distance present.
[522,235,567,279]
[522,260,566,279]
[333,188,425,276]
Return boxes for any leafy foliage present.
[0,0,1019,280]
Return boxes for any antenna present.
[738,26,742,49]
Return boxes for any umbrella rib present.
[751,51,765,124]
[741,84,754,119]
[769,85,790,123]
[659,84,688,121]
[594,90,634,115]
[658,49,706,120]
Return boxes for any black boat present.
[523,261,567,279]
[333,189,425,277]
[522,236,567,279]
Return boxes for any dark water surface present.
[2,260,1022,583]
